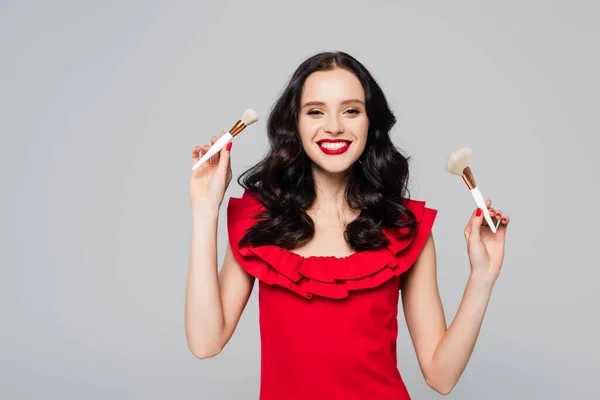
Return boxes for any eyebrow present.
[301,99,365,108]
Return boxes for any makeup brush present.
[445,147,498,233]
[192,108,258,171]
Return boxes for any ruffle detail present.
[227,190,437,299]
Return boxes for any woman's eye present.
[345,108,360,115]
[307,110,323,115]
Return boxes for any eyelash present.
[307,108,360,115]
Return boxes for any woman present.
[185,51,510,399]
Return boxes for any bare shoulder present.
[401,232,437,291]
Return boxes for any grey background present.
[2,0,597,398]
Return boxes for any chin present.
[311,154,358,174]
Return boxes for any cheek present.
[350,117,369,140]
[298,118,319,143]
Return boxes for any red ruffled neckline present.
[227,190,437,299]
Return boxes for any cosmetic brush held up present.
[192,108,258,171]
[445,147,499,233]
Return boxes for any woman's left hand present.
[464,199,510,281]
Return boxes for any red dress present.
[227,190,437,399]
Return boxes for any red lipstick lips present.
[316,139,352,155]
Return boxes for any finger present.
[217,140,232,177]
[493,214,509,239]
[466,200,494,237]
[489,208,502,219]
[200,144,210,157]
[211,134,223,164]
[494,209,502,220]
[469,207,484,242]
[464,205,480,237]
[464,206,479,239]
[191,146,201,166]
[192,144,210,172]
[200,144,211,165]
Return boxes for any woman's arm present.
[400,232,496,395]
[184,207,255,359]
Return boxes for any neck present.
[309,164,356,222]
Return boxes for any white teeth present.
[319,142,349,150]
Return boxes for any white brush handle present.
[470,187,497,233]
[191,132,233,171]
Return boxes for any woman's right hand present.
[190,132,233,212]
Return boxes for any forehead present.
[300,68,365,102]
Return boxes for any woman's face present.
[297,67,369,174]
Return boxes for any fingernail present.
[226,142,232,151]
[476,208,482,217]
[502,217,507,222]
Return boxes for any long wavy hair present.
[237,51,417,252]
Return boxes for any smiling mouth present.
[317,140,352,149]
[316,140,352,155]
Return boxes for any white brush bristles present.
[241,109,259,126]
[445,147,473,176]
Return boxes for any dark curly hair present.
[237,51,417,252]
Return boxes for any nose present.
[323,114,344,134]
